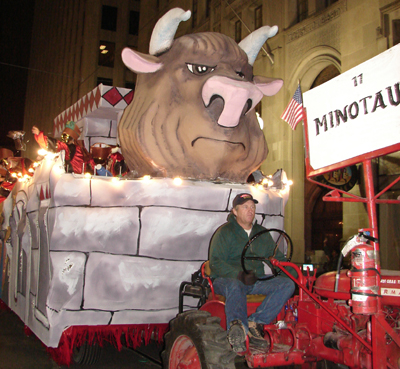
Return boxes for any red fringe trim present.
[0,299,10,311]
[24,324,34,337]
[46,323,169,366]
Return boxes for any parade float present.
[0,8,291,365]
[2,7,400,369]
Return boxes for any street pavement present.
[0,303,250,369]
[0,303,162,369]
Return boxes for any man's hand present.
[237,270,257,285]
[32,126,40,135]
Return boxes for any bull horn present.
[149,8,191,56]
[238,25,278,66]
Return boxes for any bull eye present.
[186,63,215,75]
[236,71,245,79]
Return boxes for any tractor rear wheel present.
[162,310,236,369]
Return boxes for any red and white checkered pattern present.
[53,84,133,137]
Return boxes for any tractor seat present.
[203,261,266,303]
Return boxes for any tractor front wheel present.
[162,310,236,369]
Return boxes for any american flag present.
[280,85,304,130]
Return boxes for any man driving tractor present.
[209,193,297,352]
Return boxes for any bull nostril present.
[208,94,223,106]
[206,94,225,124]
[242,99,253,116]
[202,75,264,128]
[206,96,253,127]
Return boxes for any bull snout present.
[202,76,264,128]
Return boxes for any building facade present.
[23,0,140,159]
[23,0,400,269]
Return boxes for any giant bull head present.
[119,8,283,182]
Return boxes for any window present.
[192,0,198,28]
[98,41,115,68]
[394,19,400,46]
[129,11,140,36]
[97,77,113,86]
[255,102,262,117]
[380,4,400,48]
[255,6,262,30]
[325,0,338,7]
[235,20,242,43]
[316,0,338,12]
[101,5,118,31]
[298,0,308,22]
[255,103,263,129]
[125,81,136,91]
[206,0,211,18]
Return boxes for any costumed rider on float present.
[32,122,95,174]
[209,193,297,352]
[106,145,129,177]
[0,148,35,203]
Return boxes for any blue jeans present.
[213,276,295,332]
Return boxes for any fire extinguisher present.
[342,231,379,315]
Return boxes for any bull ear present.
[239,25,278,66]
[121,48,163,74]
[253,76,283,96]
[149,8,191,55]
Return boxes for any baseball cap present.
[232,193,259,207]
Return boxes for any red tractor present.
[163,228,400,368]
[163,155,400,368]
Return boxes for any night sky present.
[0,0,35,152]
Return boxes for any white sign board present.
[303,43,400,174]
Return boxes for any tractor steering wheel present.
[241,228,293,280]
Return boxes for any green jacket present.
[209,213,296,279]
